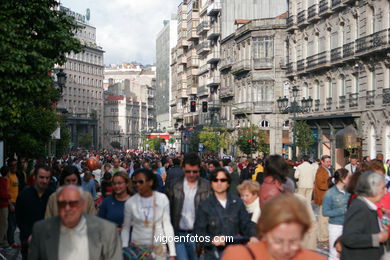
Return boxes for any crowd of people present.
[0,149,389,260]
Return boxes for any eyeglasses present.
[212,178,228,183]
[132,179,146,185]
[185,170,199,174]
[57,200,80,209]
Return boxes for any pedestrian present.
[295,155,317,202]
[0,166,10,248]
[222,194,326,260]
[164,157,183,187]
[16,165,54,260]
[344,155,359,174]
[314,155,332,242]
[164,152,211,260]
[239,162,255,184]
[237,180,261,223]
[81,170,97,200]
[101,171,113,197]
[151,163,164,193]
[194,168,257,259]
[29,185,122,260]
[109,158,126,174]
[121,169,176,260]
[98,172,131,230]
[341,172,388,260]
[45,165,96,218]
[226,162,240,196]
[6,158,19,248]
[322,168,351,260]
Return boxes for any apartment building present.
[287,0,390,166]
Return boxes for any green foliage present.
[145,138,166,151]
[189,131,200,153]
[55,117,71,157]
[199,127,232,153]
[110,141,122,150]
[79,133,93,149]
[236,126,269,156]
[294,121,314,155]
[0,0,83,156]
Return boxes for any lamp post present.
[277,86,313,161]
[56,69,67,94]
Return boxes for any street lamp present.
[277,86,313,161]
[56,69,67,94]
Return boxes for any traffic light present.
[190,101,196,112]
[202,101,208,113]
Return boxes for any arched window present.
[260,120,270,128]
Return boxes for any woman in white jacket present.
[121,168,176,260]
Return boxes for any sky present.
[60,0,181,65]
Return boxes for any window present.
[340,75,346,96]
[253,37,274,59]
[260,120,270,128]
[283,120,289,128]
[354,72,360,93]
[371,69,376,90]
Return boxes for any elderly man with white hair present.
[341,172,388,260]
[29,185,122,260]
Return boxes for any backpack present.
[259,176,284,209]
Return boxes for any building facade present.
[156,18,178,130]
[59,6,104,149]
[287,0,390,167]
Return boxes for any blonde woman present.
[237,180,261,223]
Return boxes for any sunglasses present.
[57,200,80,209]
[185,170,200,174]
[212,178,228,183]
[132,179,146,185]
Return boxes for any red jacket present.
[0,177,10,208]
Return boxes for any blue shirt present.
[98,195,127,227]
[322,185,350,225]
[81,178,96,200]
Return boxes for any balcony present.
[384,88,390,104]
[219,58,234,71]
[308,5,319,22]
[286,62,294,74]
[197,85,208,97]
[253,101,274,113]
[187,57,199,68]
[196,20,210,35]
[331,47,342,63]
[338,95,346,109]
[287,15,297,31]
[177,54,187,65]
[343,42,355,60]
[207,51,220,64]
[306,51,330,71]
[297,10,308,27]
[206,76,220,87]
[332,0,344,10]
[356,34,373,53]
[314,99,320,111]
[220,86,234,98]
[326,97,332,110]
[232,102,272,114]
[232,59,251,75]
[207,1,221,16]
[297,59,305,72]
[187,29,199,41]
[253,57,273,69]
[319,0,332,16]
[197,63,209,75]
[366,90,375,106]
[207,26,221,40]
[196,41,211,55]
[349,93,358,108]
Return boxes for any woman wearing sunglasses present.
[194,168,257,259]
[121,168,176,260]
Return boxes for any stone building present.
[287,0,390,167]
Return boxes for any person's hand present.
[212,236,226,246]
[9,204,15,212]
[248,237,259,244]
[378,232,389,242]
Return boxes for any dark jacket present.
[341,197,385,260]
[239,167,253,184]
[164,165,184,187]
[164,176,211,233]
[194,193,256,255]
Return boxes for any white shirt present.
[92,169,102,184]
[139,196,154,224]
[294,161,317,189]
[58,216,89,260]
[218,199,227,208]
[179,179,198,230]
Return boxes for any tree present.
[110,141,122,150]
[236,126,269,157]
[0,0,82,157]
[294,120,314,155]
[79,133,93,149]
[145,138,166,151]
[199,127,232,153]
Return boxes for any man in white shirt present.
[344,154,359,174]
[29,185,122,260]
[295,155,317,202]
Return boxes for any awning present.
[335,125,359,149]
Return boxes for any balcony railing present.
[326,97,332,110]
[315,99,320,111]
[384,88,390,104]
[196,41,211,55]
[319,0,330,14]
[220,86,234,98]
[198,63,209,75]
[197,85,208,96]
[308,5,318,19]
[207,1,221,16]
[349,93,358,107]
[287,15,296,28]
[253,57,274,69]
[331,47,342,62]
[287,62,294,74]
[232,59,251,75]
[196,20,210,34]
[343,42,355,58]
[307,54,317,68]
[356,34,373,53]
[297,10,306,24]
[339,95,346,109]
[297,59,305,71]
[207,51,220,64]
[372,29,388,48]
[207,26,221,40]
[366,90,375,105]
[317,51,328,65]
[207,76,220,87]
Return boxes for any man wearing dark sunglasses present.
[165,153,212,260]
[29,185,122,260]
